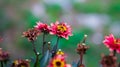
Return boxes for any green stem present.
[31,41,40,67]
[51,37,60,57]
[42,33,46,55]
[113,50,116,56]
[80,53,83,65]
[34,54,40,67]
[1,61,3,67]
[55,37,60,50]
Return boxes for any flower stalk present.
[113,50,116,56]
[51,37,60,57]
[31,41,40,67]
[1,61,3,67]
[55,37,60,50]
[76,35,89,67]
[42,33,46,55]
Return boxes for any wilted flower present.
[22,28,40,41]
[0,48,9,62]
[76,43,89,54]
[78,64,85,67]
[11,59,30,67]
[101,53,117,67]
[50,21,72,39]
[103,34,120,53]
[34,21,50,33]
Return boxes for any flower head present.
[48,49,70,67]
[50,21,72,39]
[103,34,120,53]
[22,28,40,41]
[48,55,66,67]
[101,53,117,67]
[11,59,30,67]
[76,43,89,54]
[34,21,50,33]
[0,48,9,62]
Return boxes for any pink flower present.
[34,21,50,33]
[103,34,120,53]
[0,48,9,62]
[47,49,71,67]
[50,21,72,39]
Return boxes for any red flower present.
[47,49,71,67]
[34,21,50,33]
[0,48,9,62]
[11,59,30,67]
[103,34,120,53]
[50,21,72,39]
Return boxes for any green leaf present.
[40,50,51,67]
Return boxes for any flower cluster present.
[23,21,72,41]
[22,21,72,67]
[2,20,120,67]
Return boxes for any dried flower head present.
[78,64,85,67]
[22,28,40,41]
[76,35,89,54]
[118,63,120,67]
[103,34,120,53]
[34,21,50,33]
[0,48,9,62]
[11,59,30,67]
[101,53,117,67]
[50,21,72,39]
[76,43,89,54]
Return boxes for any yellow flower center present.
[56,61,61,66]
[21,65,26,67]
[14,60,19,65]
[53,59,64,67]
[57,25,67,32]
[114,39,120,44]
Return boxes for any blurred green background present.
[0,0,120,67]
